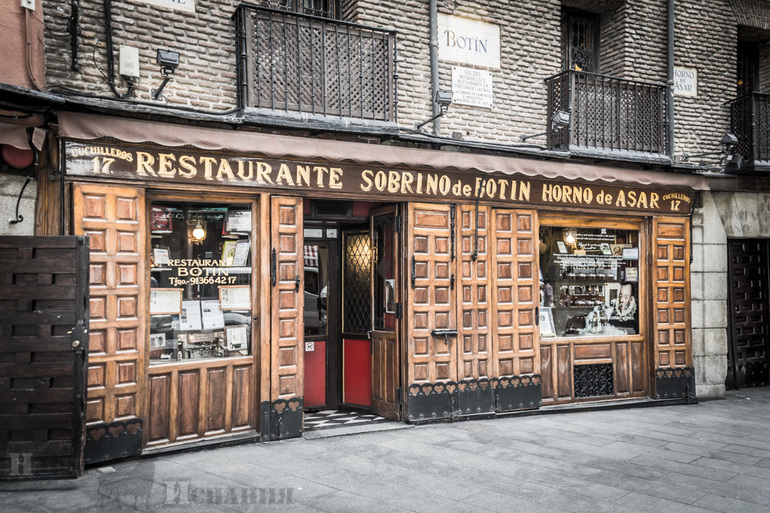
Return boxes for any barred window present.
[562,9,599,73]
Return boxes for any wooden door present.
[370,206,400,420]
[727,239,770,388]
[267,196,304,439]
[73,183,145,463]
[652,217,694,399]
[0,236,89,479]
[490,209,541,410]
[405,203,457,421]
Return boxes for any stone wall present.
[690,191,729,399]
[0,173,37,236]
[693,190,770,398]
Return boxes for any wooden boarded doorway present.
[727,239,770,389]
[0,236,89,479]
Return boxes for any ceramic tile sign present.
[674,66,697,97]
[452,66,494,108]
[137,0,195,14]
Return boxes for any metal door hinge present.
[395,303,402,320]
[395,215,402,233]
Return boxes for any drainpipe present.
[666,0,674,157]
[429,0,441,135]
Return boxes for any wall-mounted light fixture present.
[682,132,739,167]
[151,49,181,101]
[415,90,453,131]
[520,110,571,143]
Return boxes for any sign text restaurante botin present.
[66,142,694,214]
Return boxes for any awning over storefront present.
[57,112,709,191]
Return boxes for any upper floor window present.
[738,42,759,96]
[256,0,336,18]
[562,9,599,72]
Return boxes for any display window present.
[148,200,253,363]
[539,223,640,338]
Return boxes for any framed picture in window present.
[232,240,250,267]
[219,285,251,310]
[150,288,183,315]
[539,307,556,337]
[225,325,249,351]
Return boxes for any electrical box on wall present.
[119,46,140,78]
[21,0,35,10]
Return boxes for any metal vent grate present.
[574,363,613,398]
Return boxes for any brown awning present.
[58,112,709,190]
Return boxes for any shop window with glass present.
[539,225,639,338]
[149,201,253,363]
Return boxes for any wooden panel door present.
[652,217,691,370]
[457,204,491,381]
[406,203,457,385]
[491,209,539,379]
[73,184,145,432]
[268,196,304,438]
[370,207,400,420]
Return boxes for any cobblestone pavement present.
[2,388,770,513]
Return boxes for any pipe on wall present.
[666,0,674,159]
[429,0,440,135]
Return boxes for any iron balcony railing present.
[728,92,770,164]
[546,70,668,155]
[235,4,397,123]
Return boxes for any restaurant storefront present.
[55,112,706,462]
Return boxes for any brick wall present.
[43,0,239,110]
[673,0,736,158]
[40,0,758,157]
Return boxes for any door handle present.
[411,255,416,289]
[295,275,300,292]
[270,248,277,287]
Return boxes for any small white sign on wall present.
[135,0,196,14]
[438,14,501,69]
[674,66,697,97]
[452,66,494,108]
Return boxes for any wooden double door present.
[404,203,539,411]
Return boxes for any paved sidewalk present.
[2,388,770,513]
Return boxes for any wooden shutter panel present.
[270,196,304,399]
[406,203,457,385]
[653,217,691,369]
[457,204,491,381]
[73,184,145,429]
[267,196,304,438]
[491,209,539,377]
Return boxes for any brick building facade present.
[2,0,769,475]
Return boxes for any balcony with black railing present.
[728,92,770,172]
[545,70,669,161]
[235,4,398,130]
